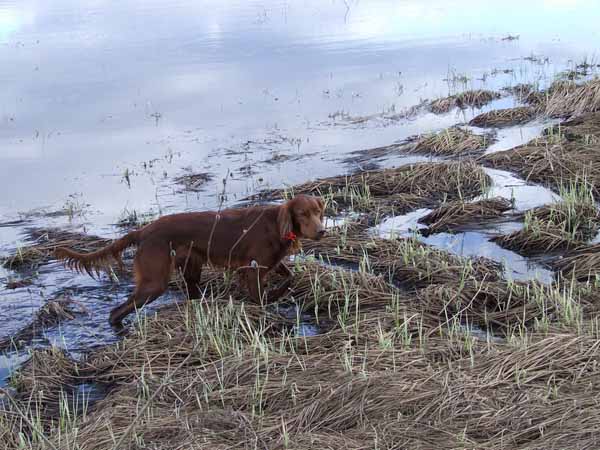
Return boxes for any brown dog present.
[55,195,325,326]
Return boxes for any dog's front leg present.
[275,262,293,278]
[266,262,294,302]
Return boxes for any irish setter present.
[55,195,325,326]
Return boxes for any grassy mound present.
[429,90,501,114]
[469,106,537,128]
[408,127,494,156]
[493,182,599,255]
[257,161,490,222]
[419,197,513,235]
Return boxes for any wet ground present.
[2,0,600,382]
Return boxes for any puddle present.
[373,214,553,283]
[324,213,360,229]
[480,168,560,211]
[460,324,505,343]
[273,304,329,337]
[421,231,553,284]
[0,352,29,389]
[372,208,431,237]
[68,382,109,412]
[484,121,560,154]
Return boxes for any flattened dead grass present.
[493,200,599,256]
[256,161,491,222]
[545,111,600,145]
[408,127,494,156]
[5,280,600,450]
[469,106,537,128]
[543,77,600,118]
[429,90,501,114]
[554,244,600,282]
[480,141,600,195]
[419,197,513,235]
[302,227,501,288]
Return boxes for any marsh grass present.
[543,77,600,117]
[418,197,512,235]
[429,90,501,114]
[480,138,600,196]
[493,179,599,255]
[408,127,494,156]
[4,269,600,449]
[257,161,491,226]
[469,106,537,128]
[544,111,600,145]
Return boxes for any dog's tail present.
[54,230,140,277]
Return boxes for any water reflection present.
[1,0,598,226]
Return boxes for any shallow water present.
[481,168,561,211]
[422,231,554,283]
[0,353,29,388]
[374,213,553,283]
[1,0,599,362]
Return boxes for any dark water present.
[1,0,600,371]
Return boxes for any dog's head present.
[278,194,326,241]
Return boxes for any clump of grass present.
[493,179,598,255]
[429,90,501,114]
[173,171,213,192]
[258,161,491,223]
[480,138,600,196]
[408,127,494,156]
[116,208,158,229]
[469,106,537,128]
[302,229,500,289]
[544,112,600,145]
[502,83,538,103]
[542,77,600,117]
[554,242,600,283]
[419,197,513,235]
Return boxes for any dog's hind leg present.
[109,243,171,327]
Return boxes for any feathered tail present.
[54,230,140,277]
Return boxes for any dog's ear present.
[278,203,293,237]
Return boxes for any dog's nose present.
[318,229,326,237]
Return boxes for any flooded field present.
[2,0,600,448]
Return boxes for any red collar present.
[284,231,297,243]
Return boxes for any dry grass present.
[173,172,213,193]
[543,77,600,118]
[545,111,600,145]
[3,263,600,449]
[480,141,600,196]
[255,161,490,223]
[302,226,501,288]
[419,197,513,235]
[491,176,599,256]
[502,83,538,103]
[554,245,600,282]
[469,106,537,128]
[408,127,494,156]
[493,202,599,256]
[429,90,501,114]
